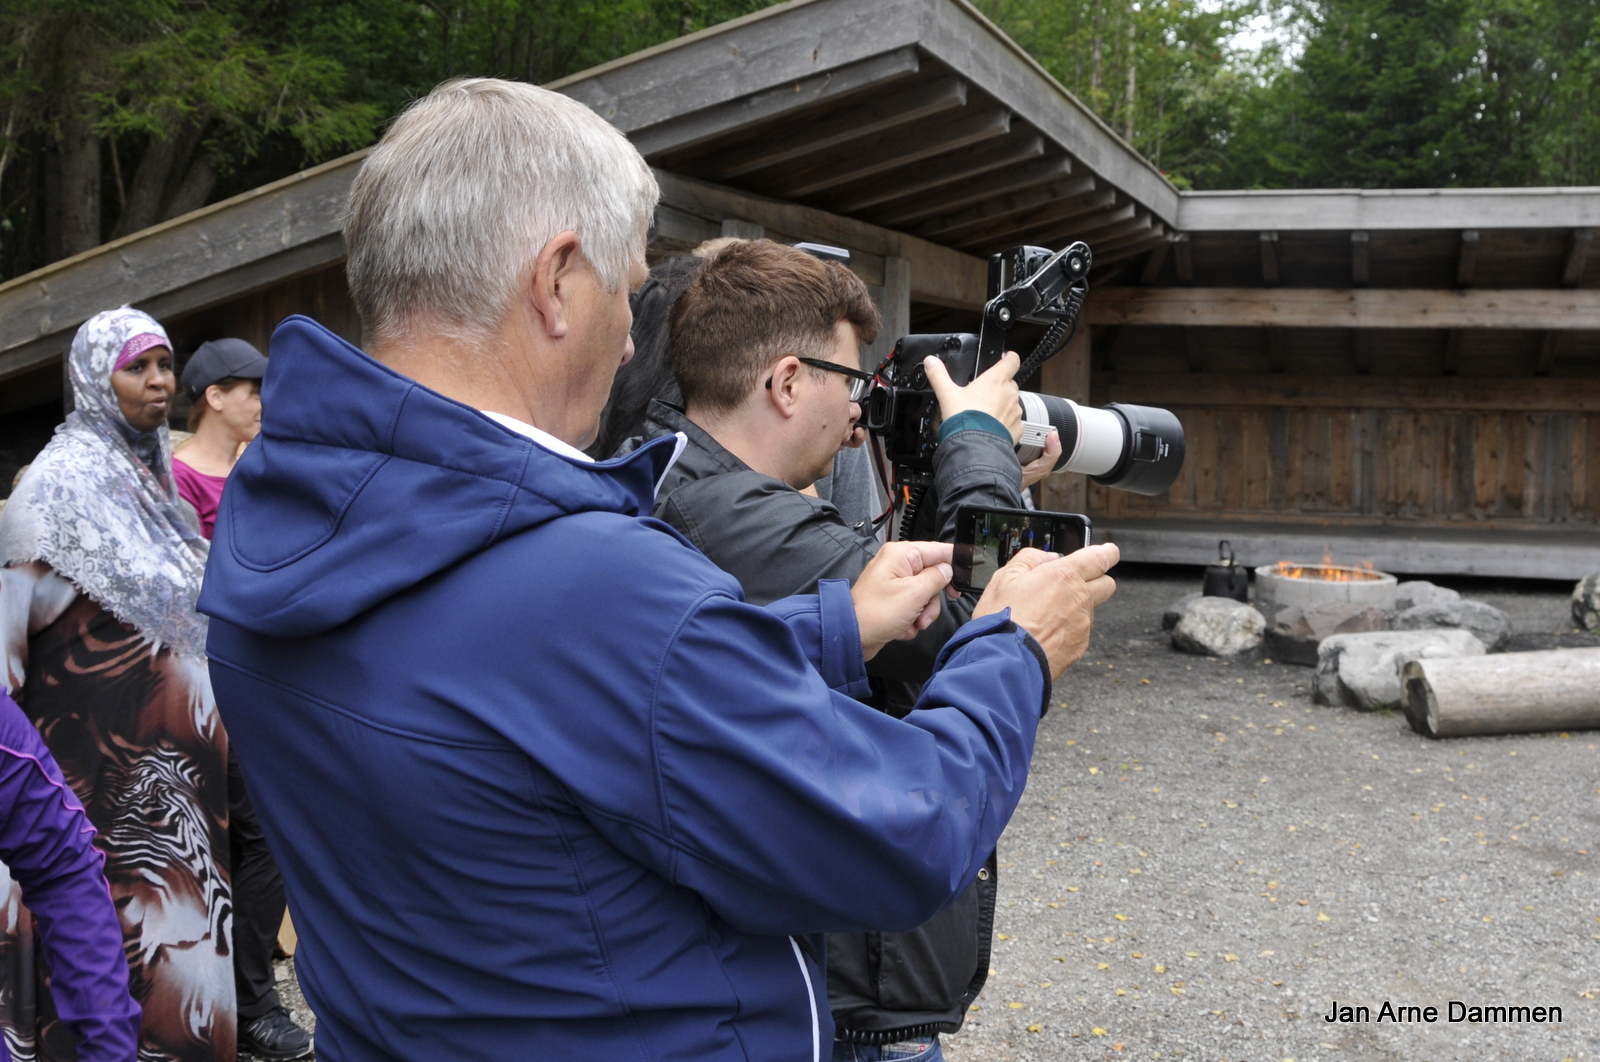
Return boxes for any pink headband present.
[113,333,169,374]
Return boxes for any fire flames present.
[1271,551,1382,583]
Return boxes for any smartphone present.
[951,506,1092,592]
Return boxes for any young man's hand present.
[851,542,955,660]
[972,543,1119,679]
[923,352,1024,444]
[1020,429,1062,489]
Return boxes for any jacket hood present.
[198,316,682,638]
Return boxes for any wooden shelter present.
[0,0,1595,577]
[1083,190,1600,579]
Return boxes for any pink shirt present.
[172,457,228,540]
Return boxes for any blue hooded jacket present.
[199,316,1050,1062]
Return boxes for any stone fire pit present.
[1256,561,1398,614]
[1256,562,1398,664]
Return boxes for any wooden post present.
[1259,231,1280,285]
[1402,648,1600,738]
[1039,316,1092,513]
[1350,230,1369,287]
[864,255,910,370]
[1172,233,1193,283]
[1455,230,1479,287]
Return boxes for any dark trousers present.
[229,745,287,1021]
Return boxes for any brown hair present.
[185,377,255,432]
[669,239,880,414]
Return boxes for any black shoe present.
[240,1005,314,1061]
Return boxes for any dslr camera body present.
[865,242,1185,506]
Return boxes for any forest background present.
[0,0,1594,283]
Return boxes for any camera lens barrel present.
[1096,403,1186,495]
[1018,394,1185,496]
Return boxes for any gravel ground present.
[942,565,1598,1062]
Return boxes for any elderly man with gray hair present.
[198,78,1118,1062]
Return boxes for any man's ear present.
[765,356,804,420]
[529,230,583,339]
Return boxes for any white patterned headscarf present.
[0,307,209,658]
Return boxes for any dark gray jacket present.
[628,399,1025,1044]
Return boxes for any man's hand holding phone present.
[973,543,1120,680]
[851,541,956,660]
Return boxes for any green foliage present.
[973,0,1278,189]
[91,6,383,171]
[978,0,1600,190]
[1212,0,1600,188]
[0,0,771,278]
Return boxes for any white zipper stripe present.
[788,936,820,1062]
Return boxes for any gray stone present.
[1574,573,1600,633]
[1172,597,1266,657]
[1265,602,1392,666]
[1162,592,1202,631]
[1393,580,1461,612]
[1313,629,1484,710]
[1393,599,1512,651]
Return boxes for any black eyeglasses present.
[767,358,875,403]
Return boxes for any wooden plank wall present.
[163,263,361,361]
[1084,373,1600,530]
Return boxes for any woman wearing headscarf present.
[0,307,235,1062]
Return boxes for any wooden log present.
[1401,648,1600,738]
[1084,286,1600,330]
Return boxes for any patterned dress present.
[0,569,234,1062]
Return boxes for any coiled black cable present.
[897,485,928,541]
[1014,284,1086,383]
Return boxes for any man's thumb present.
[922,356,957,405]
[909,561,953,599]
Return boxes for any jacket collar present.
[643,400,750,480]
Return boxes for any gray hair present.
[344,78,659,344]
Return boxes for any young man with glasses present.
[625,239,1063,1061]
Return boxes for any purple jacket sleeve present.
[0,693,140,1062]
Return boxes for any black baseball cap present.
[182,338,267,398]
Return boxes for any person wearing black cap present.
[175,338,314,1061]
[173,338,267,540]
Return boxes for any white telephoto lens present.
[1062,401,1124,476]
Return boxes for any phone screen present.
[951,506,1092,592]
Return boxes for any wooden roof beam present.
[1085,286,1600,330]
[911,174,1096,242]
[1177,187,1600,231]
[0,150,365,385]
[873,154,1071,228]
[772,107,1012,198]
[654,169,986,309]
[633,48,922,159]
[1351,230,1369,287]
[553,0,1179,225]
[1093,371,1600,413]
[929,185,1111,248]
[701,75,969,181]
[1138,236,1171,284]
[1082,227,1167,273]
[826,134,1044,214]
[1029,205,1144,252]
